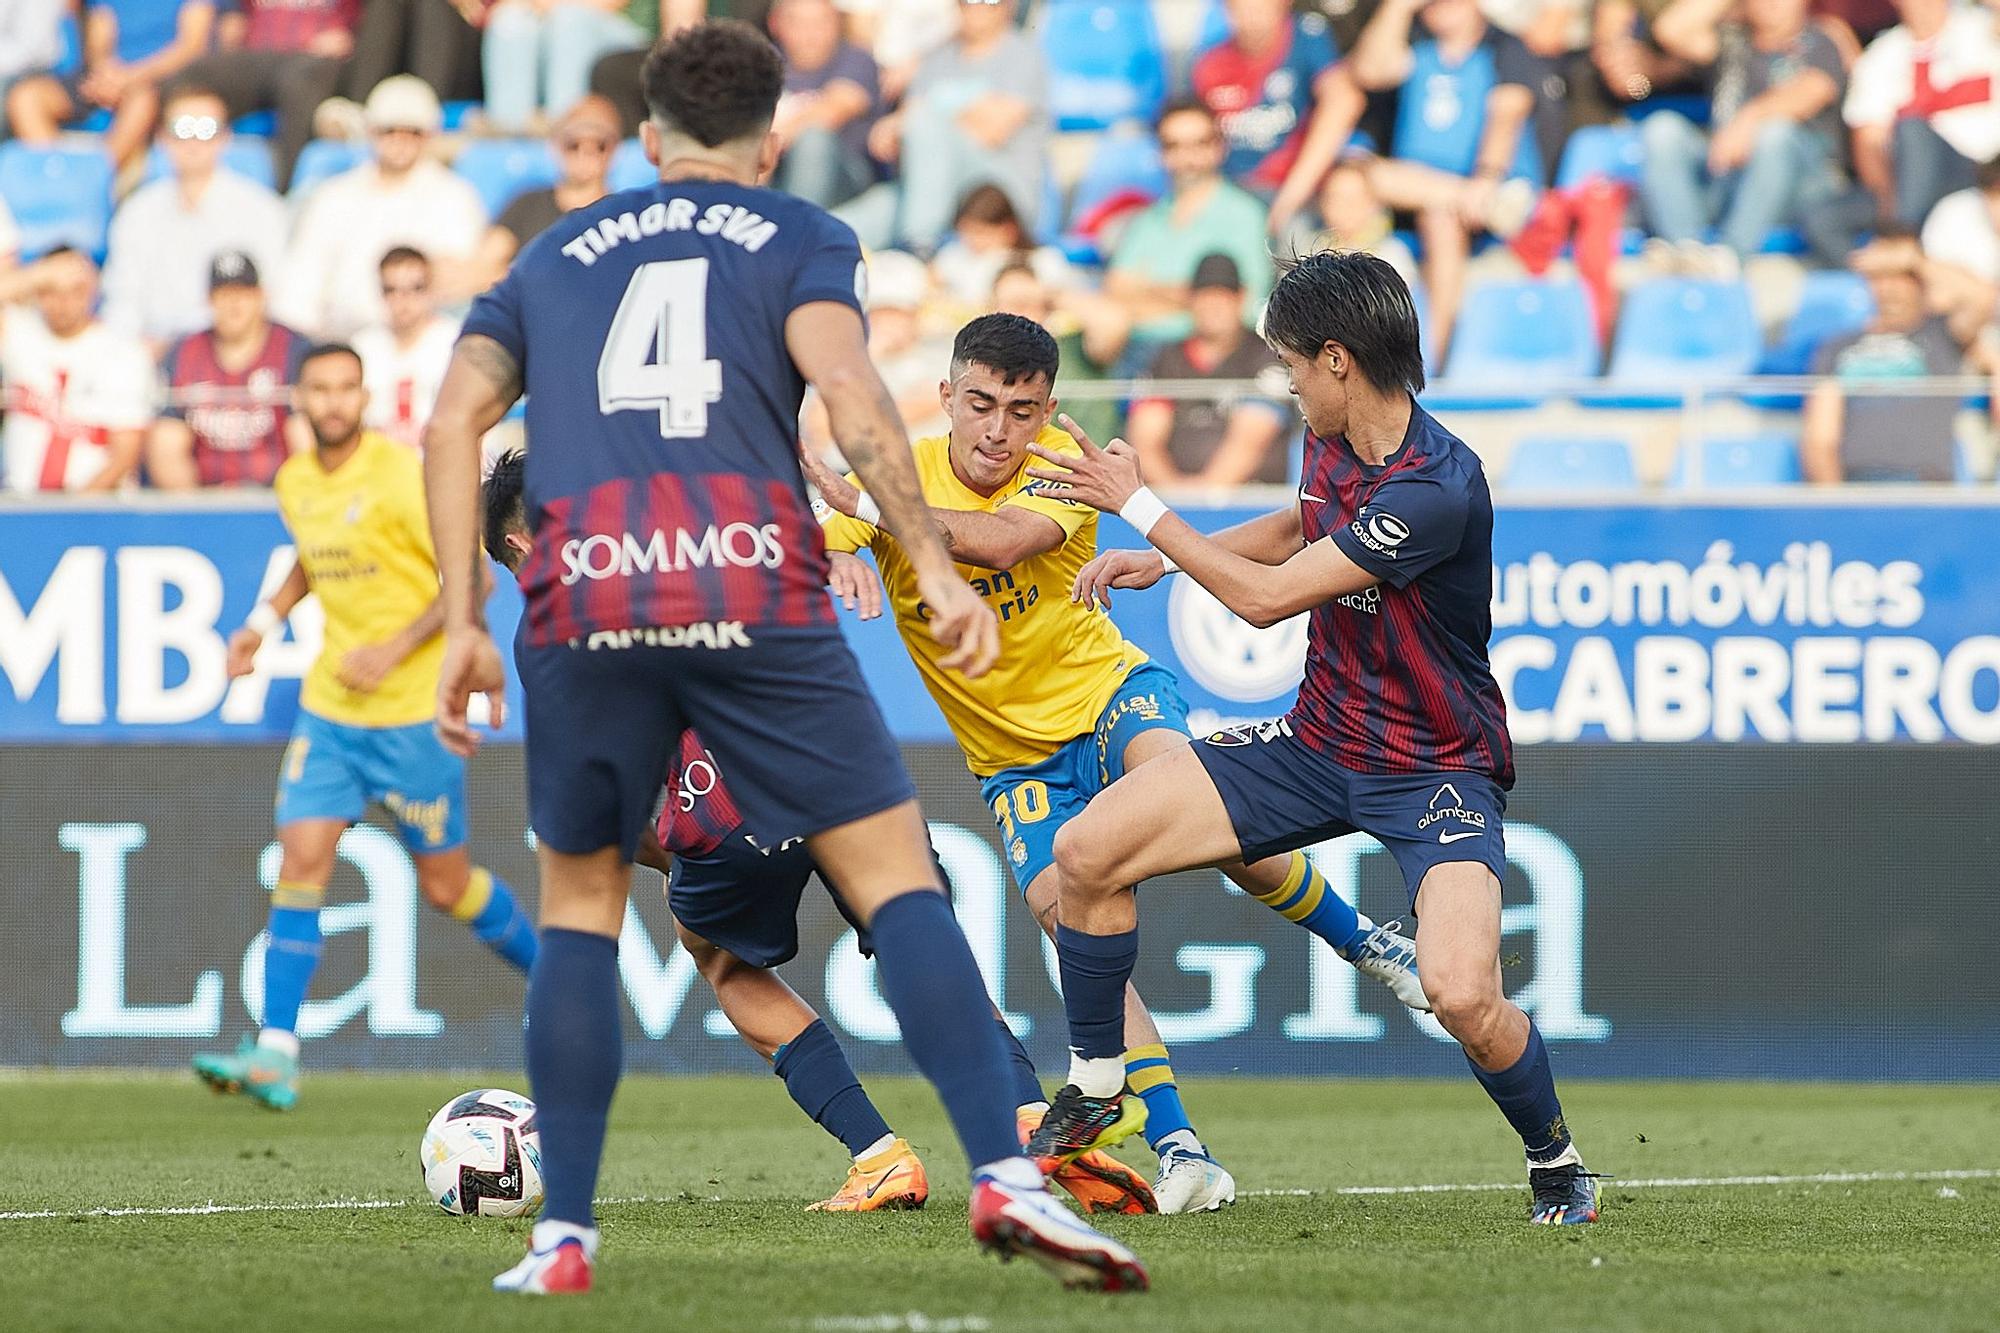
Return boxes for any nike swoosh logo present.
[1438,831,1482,844]
[863,1168,901,1199]
[1299,492,1327,503]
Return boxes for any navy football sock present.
[1468,1021,1573,1164]
[773,1019,895,1158]
[995,1016,1045,1109]
[1055,923,1138,1066]
[525,928,623,1227]
[868,891,1021,1170]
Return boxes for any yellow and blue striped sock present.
[1124,1043,1196,1151]
[450,867,538,972]
[1250,852,1369,957]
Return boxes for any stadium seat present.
[1555,124,1644,191]
[1443,280,1599,395]
[1669,433,1802,488]
[140,138,277,191]
[287,139,369,198]
[1067,127,1167,223]
[454,139,560,218]
[609,138,653,192]
[0,143,115,258]
[442,100,479,132]
[1760,270,1874,375]
[1502,437,1640,490]
[1604,278,1761,398]
[1042,0,1169,131]
[232,110,278,137]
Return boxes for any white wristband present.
[854,492,882,526]
[1159,550,1180,574]
[1119,486,1171,539]
[245,602,282,638]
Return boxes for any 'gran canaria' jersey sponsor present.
[273,432,443,728]
[820,425,1146,776]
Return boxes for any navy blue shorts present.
[1193,717,1508,907]
[668,841,871,968]
[520,626,916,861]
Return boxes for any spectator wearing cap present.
[351,246,462,450]
[101,83,290,353]
[0,248,155,493]
[473,95,622,288]
[4,1,219,171]
[1105,99,1275,345]
[769,0,882,209]
[1125,254,1294,491]
[275,76,487,341]
[990,260,1129,451]
[179,0,362,190]
[482,0,659,135]
[1803,229,1966,483]
[149,251,310,489]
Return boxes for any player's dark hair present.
[298,342,363,375]
[482,447,529,569]
[642,20,785,148]
[379,244,429,272]
[1261,250,1425,396]
[950,313,1060,388]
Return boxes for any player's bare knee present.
[1426,979,1504,1042]
[1050,823,1119,897]
[416,863,469,912]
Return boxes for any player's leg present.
[410,846,537,971]
[1414,863,1598,1225]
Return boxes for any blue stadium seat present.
[1503,437,1640,490]
[1555,124,1644,191]
[1068,128,1167,223]
[0,143,115,258]
[1760,270,1874,375]
[233,109,278,137]
[1669,433,1802,488]
[1443,280,1598,392]
[1042,0,1169,132]
[442,100,479,132]
[609,137,653,192]
[1606,278,1760,386]
[454,139,560,218]
[287,138,369,197]
[140,138,277,190]
[54,13,82,72]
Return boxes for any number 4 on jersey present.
[598,257,724,438]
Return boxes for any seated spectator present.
[483,0,657,135]
[1296,155,1420,292]
[101,83,289,352]
[149,251,309,488]
[274,76,487,340]
[1842,0,2000,232]
[350,246,461,449]
[582,0,702,133]
[1639,0,1848,272]
[0,1,68,120]
[990,259,1129,448]
[1803,230,1964,482]
[0,248,154,493]
[835,0,956,102]
[180,0,359,190]
[4,1,217,170]
[1589,0,1706,111]
[1921,158,2000,344]
[1126,254,1294,490]
[474,94,620,287]
[931,184,1073,311]
[1105,99,1275,345]
[849,0,1047,253]
[769,0,880,208]
[1191,0,1344,207]
[1345,0,1543,362]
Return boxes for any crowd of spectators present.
[0,0,1995,496]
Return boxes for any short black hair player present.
[422,21,1147,1294]
[1021,251,1600,1226]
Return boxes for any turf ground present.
[5,1073,1996,1332]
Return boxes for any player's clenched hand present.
[1072,548,1168,609]
[336,642,400,694]
[918,570,999,679]
[1026,414,1144,515]
[436,628,506,758]
[826,551,883,620]
[226,627,263,679]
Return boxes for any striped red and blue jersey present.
[1296,402,1513,787]
[657,729,744,859]
[462,181,864,646]
[160,323,307,488]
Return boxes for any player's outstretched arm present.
[423,334,520,755]
[1029,419,1374,628]
[786,301,998,677]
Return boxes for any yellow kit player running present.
[807,314,1430,1213]
[194,344,536,1110]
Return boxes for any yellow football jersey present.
[273,432,443,728]
[821,425,1147,776]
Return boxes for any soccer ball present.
[420,1088,544,1218]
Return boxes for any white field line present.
[2,1168,1991,1223]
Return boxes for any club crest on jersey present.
[1349,507,1410,558]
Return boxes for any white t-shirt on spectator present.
[276,161,486,341]
[1921,187,2000,278]
[1844,7,2000,164]
[0,312,155,492]
[101,171,290,345]
[351,315,461,449]
[834,0,957,76]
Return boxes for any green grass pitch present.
[5,1073,1996,1332]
